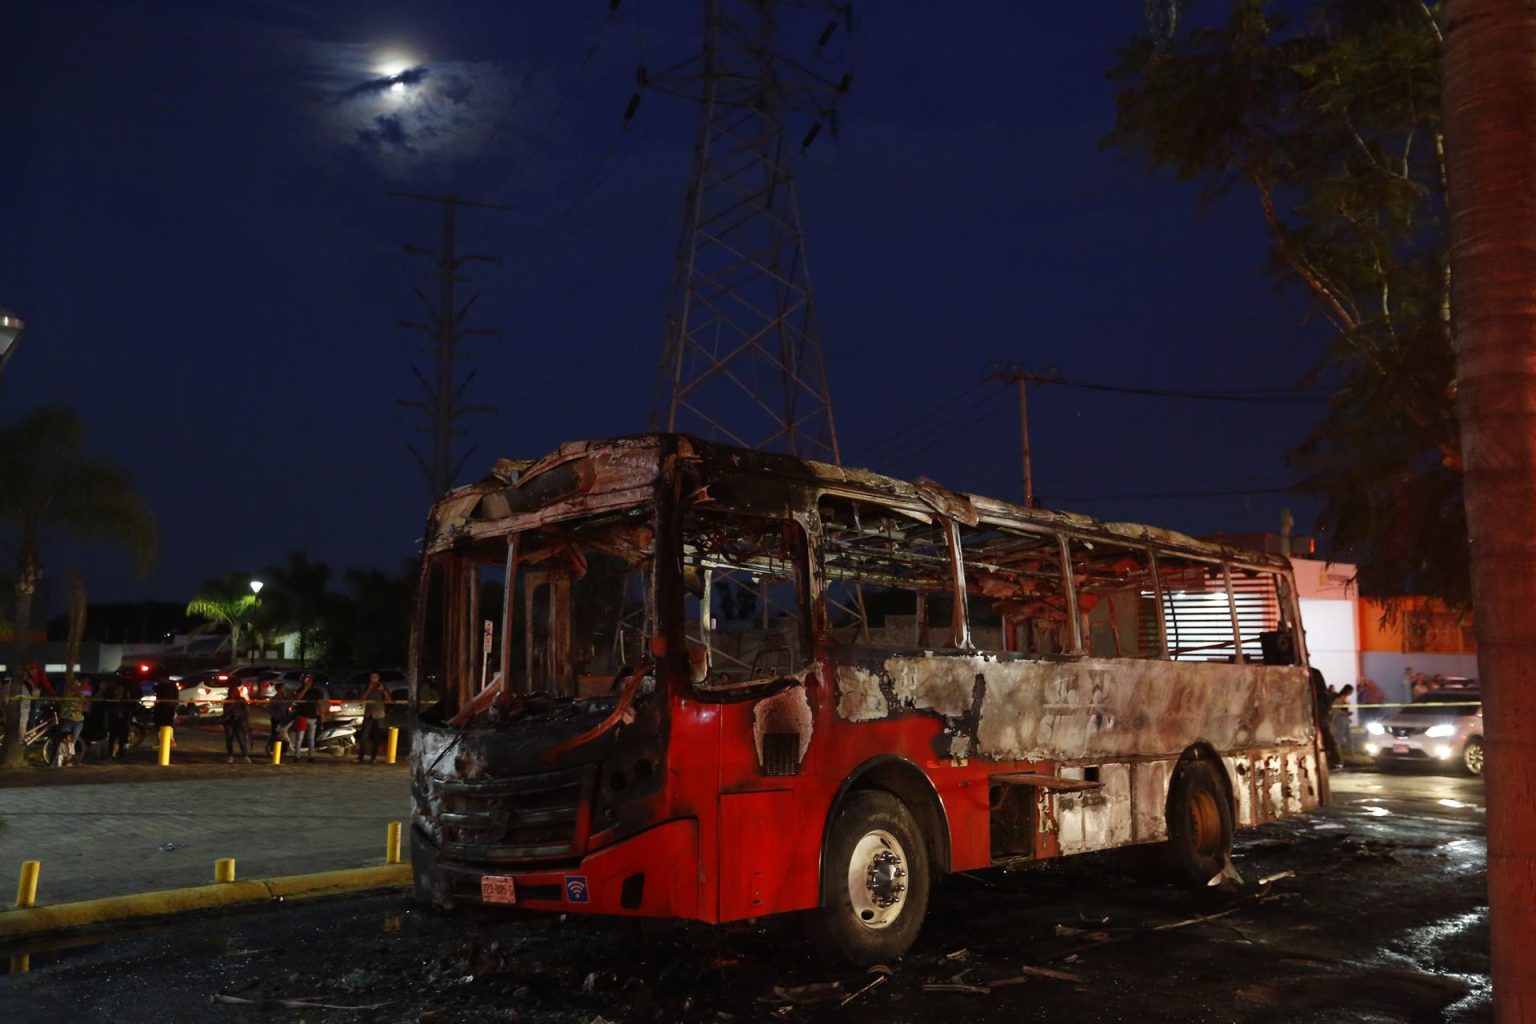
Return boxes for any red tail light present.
[328,701,342,713]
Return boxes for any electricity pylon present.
[644,0,852,464]
[390,191,508,497]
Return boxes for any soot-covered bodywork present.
[408,434,1325,925]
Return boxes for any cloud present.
[338,65,431,102]
[295,38,516,178]
[357,113,415,152]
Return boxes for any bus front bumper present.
[411,817,700,919]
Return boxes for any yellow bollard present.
[386,726,400,765]
[214,858,236,883]
[157,726,173,766]
[15,860,40,909]
[9,954,29,974]
[271,742,282,765]
[385,821,403,865]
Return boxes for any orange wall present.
[1358,597,1476,654]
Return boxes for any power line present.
[843,382,988,465]
[486,9,619,211]
[1031,373,1330,405]
[864,386,1018,474]
[1048,485,1299,502]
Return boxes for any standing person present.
[152,673,179,745]
[1411,673,1431,701]
[356,672,390,764]
[105,670,137,760]
[292,672,322,762]
[54,675,88,767]
[15,662,44,737]
[221,684,252,763]
[267,685,294,757]
[1329,683,1356,759]
[80,677,108,763]
[1310,667,1343,769]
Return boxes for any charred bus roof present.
[421,433,1293,573]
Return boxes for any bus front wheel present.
[1164,758,1233,887]
[807,790,930,966]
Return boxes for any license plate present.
[480,876,517,904]
[1393,744,1411,754]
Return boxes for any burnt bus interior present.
[416,467,1302,725]
[416,506,657,723]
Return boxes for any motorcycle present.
[315,717,359,758]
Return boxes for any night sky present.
[3,1,1329,611]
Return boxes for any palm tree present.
[0,404,156,767]
[258,551,333,667]
[186,573,258,662]
[1442,0,1536,1015]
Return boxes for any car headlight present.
[1366,721,1386,736]
[1425,724,1456,738]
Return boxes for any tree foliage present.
[0,404,157,591]
[1108,0,1463,603]
[186,572,258,658]
[0,404,156,767]
[256,550,333,667]
[189,557,416,670]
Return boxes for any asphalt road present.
[0,765,1492,1024]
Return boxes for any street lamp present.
[0,308,25,379]
[245,580,264,661]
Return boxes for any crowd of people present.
[3,664,397,767]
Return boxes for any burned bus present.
[408,434,1324,964]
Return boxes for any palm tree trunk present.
[1443,1,1536,1017]
[3,587,35,768]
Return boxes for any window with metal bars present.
[960,525,1072,655]
[818,497,957,649]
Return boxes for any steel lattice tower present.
[648,0,851,463]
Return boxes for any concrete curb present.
[0,864,412,941]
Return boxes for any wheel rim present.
[1187,788,1224,857]
[846,828,909,930]
[1465,742,1485,774]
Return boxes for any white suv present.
[1365,686,1484,776]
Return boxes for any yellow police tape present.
[0,863,412,941]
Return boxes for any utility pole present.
[984,363,1057,508]
[637,0,853,464]
[390,192,508,497]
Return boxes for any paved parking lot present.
[0,767,410,905]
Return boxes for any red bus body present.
[409,435,1324,947]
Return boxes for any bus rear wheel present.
[1164,758,1233,887]
[806,790,930,966]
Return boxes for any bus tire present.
[1164,758,1233,887]
[806,790,930,966]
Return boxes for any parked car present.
[269,669,330,700]
[1365,685,1484,776]
[242,670,285,707]
[176,669,232,718]
[319,683,365,722]
[267,673,355,722]
[330,669,409,704]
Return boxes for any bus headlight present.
[1425,724,1456,738]
[1366,722,1386,736]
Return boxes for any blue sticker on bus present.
[564,876,590,903]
